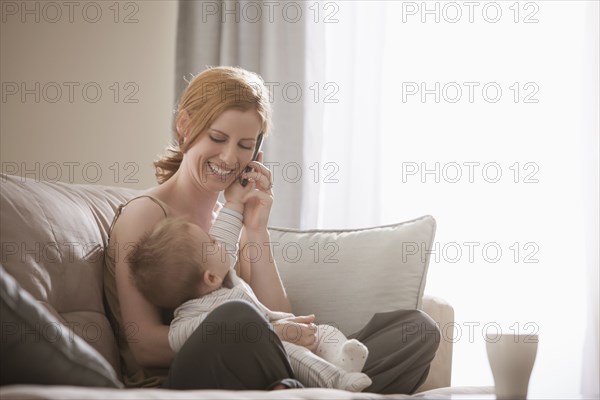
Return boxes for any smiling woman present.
[100,64,443,394]
[154,67,271,185]
[179,108,263,190]
[103,66,302,390]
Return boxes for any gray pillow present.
[0,266,123,388]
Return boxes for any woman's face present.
[184,108,262,191]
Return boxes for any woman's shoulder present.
[110,195,169,241]
[133,193,171,216]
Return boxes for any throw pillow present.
[267,215,436,336]
[0,266,123,388]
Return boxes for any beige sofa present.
[0,174,491,399]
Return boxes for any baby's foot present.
[337,371,372,392]
[338,339,369,373]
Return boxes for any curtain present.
[302,2,386,229]
[303,1,599,397]
[175,0,307,227]
[581,2,599,397]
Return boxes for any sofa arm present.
[416,295,454,392]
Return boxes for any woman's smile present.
[207,161,235,179]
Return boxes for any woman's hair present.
[128,217,207,309]
[154,66,272,184]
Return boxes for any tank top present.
[103,195,223,388]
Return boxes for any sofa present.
[0,173,493,399]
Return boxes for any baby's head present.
[128,217,229,309]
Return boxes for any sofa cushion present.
[0,174,140,375]
[0,266,123,387]
[267,216,436,336]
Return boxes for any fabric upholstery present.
[0,385,494,399]
[267,216,436,336]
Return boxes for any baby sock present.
[315,324,369,373]
[283,342,372,392]
[335,339,369,373]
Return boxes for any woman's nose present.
[218,145,239,169]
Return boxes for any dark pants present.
[163,300,440,394]
[163,300,295,390]
[348,309,441,394]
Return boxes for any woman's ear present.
[176,109,191,144]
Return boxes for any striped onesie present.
[167,206,372,392]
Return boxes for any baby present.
[128,205,372,392]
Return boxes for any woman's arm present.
[238,227,318,349]
[112,199,176,367]
[236,153,292,313]
[238,226,292,313]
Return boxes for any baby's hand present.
[272,314,318,351]
[224,171,253,213]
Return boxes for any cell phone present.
[240,133,264,187]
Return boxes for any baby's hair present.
[128,217,207,309]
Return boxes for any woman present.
[104,66,440,393]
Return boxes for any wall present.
[1,0,178,188]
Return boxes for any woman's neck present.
[149,170,220,229]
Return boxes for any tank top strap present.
[108,195,169,237]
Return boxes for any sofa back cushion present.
[268,216,437,336]
[0,174,140,374]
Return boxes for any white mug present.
[486,333,538,399]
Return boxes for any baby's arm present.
[208,205,244,271]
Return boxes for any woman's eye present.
[210,136,226,143]
[209,135,252,150]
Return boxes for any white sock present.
[315,325,369,373]
[335,371,372,392]
[283,341,372,392]
[336,339,369,373]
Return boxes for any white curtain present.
[303,1,599,397]
[581,2,599,398]
[302,2,386,229]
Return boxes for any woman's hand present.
[239,152,274,233]
[272,314,318,351]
